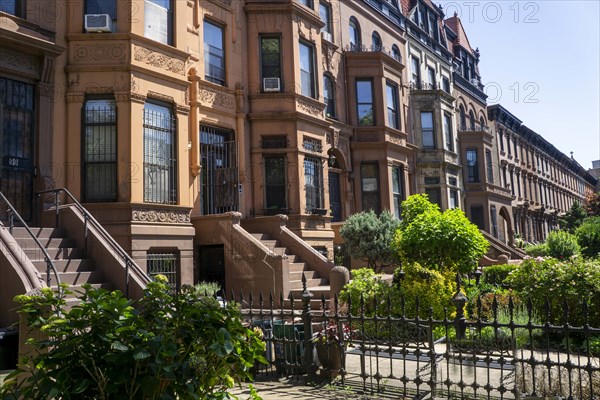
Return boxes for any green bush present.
[339,210,400,271]
[340,268,389,315]
[507,257,600,326]
[576,216,600,258]
[545,230,580,259]
[524,242,548,257]
[393,262,457,320]
[1,278,266,400]
[481,264,518,286]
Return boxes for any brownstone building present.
[1,0,597,335]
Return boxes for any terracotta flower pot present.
[315,342,343,379]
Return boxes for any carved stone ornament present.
[133,45,186,75]
[296,99,324,116]
[73,43,127,62]
[132,208,191,224]
[0,47,39,78]
[198,87,235,109]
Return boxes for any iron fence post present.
[452,273,467,340]
[301,273,317,382]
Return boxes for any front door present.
[328,170,342,222]
[200,126,238,215]
[0,78,35,222]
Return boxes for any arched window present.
[391,44,401,62]
[459,105,466,130]
[349,17,361,50]
[469,110,475,130]
[323,74,336,118]
[479,117,485,131]
[371,31,382,51]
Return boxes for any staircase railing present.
[37,188,151,297]
[0,190,61,288]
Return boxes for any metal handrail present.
[0,191,61,289]
[37,188,151,297]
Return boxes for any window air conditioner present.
[321,31,332,42]
[263,77,281,92]
[84,14,112,33]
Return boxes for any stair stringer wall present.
[192,212,289,305]
[56,205,150,300]
[0,226,44,327]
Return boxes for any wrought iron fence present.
[230,275,600,399]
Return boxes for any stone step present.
[23,247,83,260]
[8,227,64,239]
[41,270,105,285]
[289,270,319,281]
[289,278,328,290]
[52,283,113,295]
[288,262,308,273]
[251,233,271,241]
[14,237,76,248]
[260,239,279,249]
[32,259,95,273]
[283,297,329,311]
[289,286,330,299]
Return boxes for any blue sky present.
[439,0,600,169]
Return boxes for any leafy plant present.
[1,277,266,400]
[507,257,600,326]
[481,264,518,286]
[524,242,548,257]
[339,268,389,315]
[339,210,400,272]
[584,191,600,217]
[575,216,600,258]
[195,281,222,297]
[545,230,580,259]
[395,195,489,274]
[559,201,588,233]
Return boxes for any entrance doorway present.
[197,244,225,293]
[0,78,35,222]
[328,171,341,222]
[200,126,238,215]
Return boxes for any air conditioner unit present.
[321,31,332,42]
[85,14,112,33]
[263,77,281,92]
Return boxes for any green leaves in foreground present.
[1,279,266,400]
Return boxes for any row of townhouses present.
[1,0,597,328]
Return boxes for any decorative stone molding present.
[296,98,324,117]
[65,93,85,103]
[38,82,56,99]
[133,45,186,75]
[132,208,191,224]
[0,48,39,78]
[147,91,174,103]
[73,43,127,63]
[190,164,201,177]
[198,87,235,109]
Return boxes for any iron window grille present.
[261,135,287,149]
[82,98,118,202]
[143,102,177,205]
[147,252,179,291]
[302,137,322,153]
[304,156,323,213]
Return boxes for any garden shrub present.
[0,277,266,400]
[507,257,600,326]
[545,230,580,259]
[339,268,389,315]
[392,262,456,320]
[481,264,518,286]
[524,242,548,257]
[576,216,600,258]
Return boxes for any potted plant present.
[312,322,350,379]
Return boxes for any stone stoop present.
[250,233,330,311]
[10,227,112,303]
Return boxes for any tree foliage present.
[394,194,489,274]
[1,277,266,400]
[559,201,588,233]
[585,191,600,217]
[576,216,600,258]
[339,210,400,271]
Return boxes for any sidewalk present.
[230,376,382,400]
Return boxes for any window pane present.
[357,80,374,126]
[204,21,225,85]
[319,2,331,33]
[299,42,314,98]
[261,36,281,86]
[361,163,380,213]
[421,112,434,148]
[144,0,172,45]
[323,75,335,117]
[386,83,398,129]
[85,0,116,19]
[264,156,286,209]
[304,157,323,211]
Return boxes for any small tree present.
[395,195,489,274]
[585,191,600,217]
[559,201,588,233]
[339,210,400,271]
